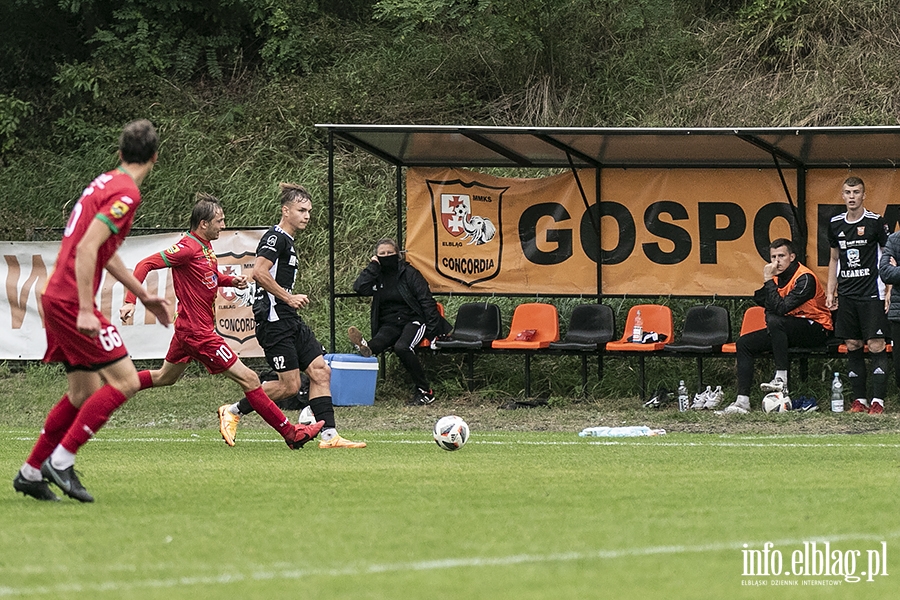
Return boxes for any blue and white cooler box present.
[324,353,379,406]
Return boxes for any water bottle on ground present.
[677,380,689,412]
[830,372,844,413]
[632,309,643,342]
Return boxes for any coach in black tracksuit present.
[352,238,451,406]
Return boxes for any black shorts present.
[834,296,890,342]
[255,318,325,373]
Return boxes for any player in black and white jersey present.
[826,176,891,414]
[217,183,365,448]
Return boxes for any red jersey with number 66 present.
[41,168,141,368]
[43,168,142,303]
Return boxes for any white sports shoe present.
[716,400,750,415]
[703,385,724,409]
[760,377,786,394]
[691,386,711,410]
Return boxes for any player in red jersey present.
[119,193,323,448]
[13,119,172,503]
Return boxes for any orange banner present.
[407,167,798,295]
[406,167,900,296]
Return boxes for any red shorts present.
[165,328,238,375]
[42,296,129,369]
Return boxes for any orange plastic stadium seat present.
[605,304,673,352]
[491,303,559,349]
[721,306,766,354]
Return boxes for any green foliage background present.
[1,0,898,402]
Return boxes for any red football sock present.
[59,385,128,454]
[244,386,292,438]
[26,394,78,470]
[138,370,154,390]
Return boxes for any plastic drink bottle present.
[632,309,643,342]
[677,380,689,412]
[830,372,844,413]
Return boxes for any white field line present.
[1,531,898,597]
[8,435,900,448]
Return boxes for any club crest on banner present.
[428,179,505,286]
[215,251,256,344]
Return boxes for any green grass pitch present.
[2,427,898,599]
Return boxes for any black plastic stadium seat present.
[664,305,731,353]
[548,303,617,390]
[432,302,502,350]
[432,302,503,392]
[548,304,616,352]
[663,305,731,390]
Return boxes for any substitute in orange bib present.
[719,238,833,414]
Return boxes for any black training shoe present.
[406,388,436,406]
[41,460,94,503]
[13,473,59,502]
[643,387,670,409]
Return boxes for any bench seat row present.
[426,302,860,399]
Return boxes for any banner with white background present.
[0,230,263,360]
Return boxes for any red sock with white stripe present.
[244,386,293,438]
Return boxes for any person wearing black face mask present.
[350,238,452,406]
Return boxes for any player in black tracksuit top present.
[826,176,891,414]
[351,238,452,406]
[220,183,365,448]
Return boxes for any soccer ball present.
[762,391,792,413]
[298,405,315,425]
[433,415,469,451]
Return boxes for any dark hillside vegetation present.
[1,0,898,402]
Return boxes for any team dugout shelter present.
[317,125,900,351]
